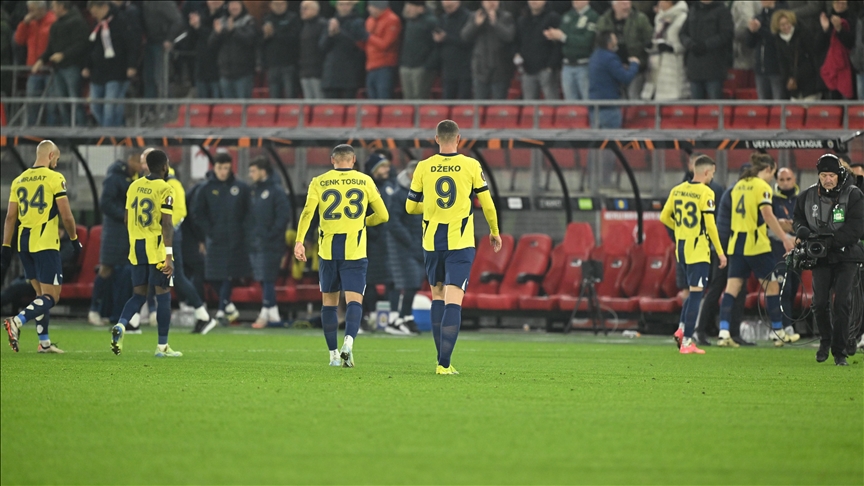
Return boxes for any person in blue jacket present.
[588,30,640,129]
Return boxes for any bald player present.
[3,140,82,353]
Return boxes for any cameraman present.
[792,155,864,366]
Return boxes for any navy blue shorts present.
[319,258,368,294]
[19,250,63,285]
[131,263,172,288]
[728,253,776,281]
[683,262,710,289]
[424,248,475,290]
[675,262,687,289]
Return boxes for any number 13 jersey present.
[660,181,719,264]
[9,167,67,253]
[410,153,489,252]
[126,175,174,265]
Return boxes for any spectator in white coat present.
[641,0,689,100]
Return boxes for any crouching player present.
[660,155,726,354]
[294,144,389,367]
[110,149,181,357]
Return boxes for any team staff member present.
[406,119,501,375]
[295,144,389,368]
[793,155,864,366]
[110,150,181,357]
[771,168,801,342]
[3,140,82,354]
[385,161,424,335]
[660,155,726,355]
[718,153,795,348]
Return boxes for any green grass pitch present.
[1,323,862,485]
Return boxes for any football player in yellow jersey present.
[719,153,795,347]
[110,149,182,357]
[294,144,389,367]
[406,120,501,375]
[660,156,727,355]
[3,140,82,353]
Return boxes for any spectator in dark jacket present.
[262,0,301,99]
[82,1,138,127]
[210,0,258,99]
[0,9,11,96]
[189,0,225,98]
[88,152,140,327]
[679,0,734,99]
[384,162,423,336]
[140,0,183,99]
[247,157,291,329]
[746,1,788,100]
[400,1,437,99]
[544,0,598,100]
[362,151,394,323]
[461,0,516,100]
[435,0,474,99]
[596,0,653,99]
[516,0,562,100]
[320,0,367,99]
[774,9,824,99]
[588,30,640,128]
[298,0,326,99]
[192,153,251,324]
[37,1,89,126]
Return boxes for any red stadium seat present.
[379,105,415,128]
[509,148,532,169]
[449,105,477,129]
[246,105,277,127]
[166,104,210,128]
[346,105,381,128]
[735,88,758,99]
[309,104,347,127]
[724,69,754,92]
[768,105,805,129]
[849,105,864,129]
[633,221,679,313]
[62,225,100,299]
[277,104,305,127]
[519,106,555,129]
[462,235,515,309]
[638,246,683,314]
[660,106,696,129]
[730,105,770,129]
[232,283,262,304]
[519,223,595,311]
[795,269,814,309]
[554,106,590,129]
[211,104,243,127]
[419,105,450,129]
[695,105,720,129]
[623,106,656,129]
[804,105,843,129]
[482,105,520,129]
[475,234,552,310]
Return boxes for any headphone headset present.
[816,154,847,197]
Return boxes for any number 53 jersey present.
[660,181,718,264]
[410,153,489,252]
[9,167,68,253]
[126,175,174,265]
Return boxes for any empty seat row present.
[632,105,854,130]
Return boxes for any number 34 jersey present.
[126,175,174,265]
[9,167,67,253]
[660,181,722,264]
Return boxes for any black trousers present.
[812,261,859,358]
[697,251,746,337]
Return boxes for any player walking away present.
[660,155,727,355]
[110,149,182,357]
[718,153,796,348]
[2,140,82,354]
[294,144,389,367]
[406,120,501,375]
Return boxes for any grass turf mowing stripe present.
[1,323,861,484]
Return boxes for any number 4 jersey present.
[9,167,68,253]
[660,181,723,264]
[728,177,773,256]
[126,175,174,265]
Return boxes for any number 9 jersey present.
[660,181,723,264]
[9,167,68,252]
[125,175,174,265]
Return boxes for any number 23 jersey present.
[9,166,67,253]
[126,175,174,265]
[410,153,489,252]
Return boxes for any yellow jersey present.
[166,167,187,226]
[9,166,67,253]
[660,181,723,264]
[407,153,499,251]
[728,177,773,256]
[296,168,389,260]
[126,175,174,265]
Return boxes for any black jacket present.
[299,15,327,78]
[141,1,184,45]
[679,0,734,82]
[99,159,136,265]
[438,7,473,81]
[319,11,367,90]
[192,171,251,280]
[401,10,438,69]
[189,4,225,82]
[261,10,301,68]
[209,12,259,80]
[793,177,864,264]
[86,5,139,84]
[746,3,786,75]
[39,8,90,69]
[516,6,561,74]
[775,25,824,97]
[247,174,291,281]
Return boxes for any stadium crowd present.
[2,0,864,127]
